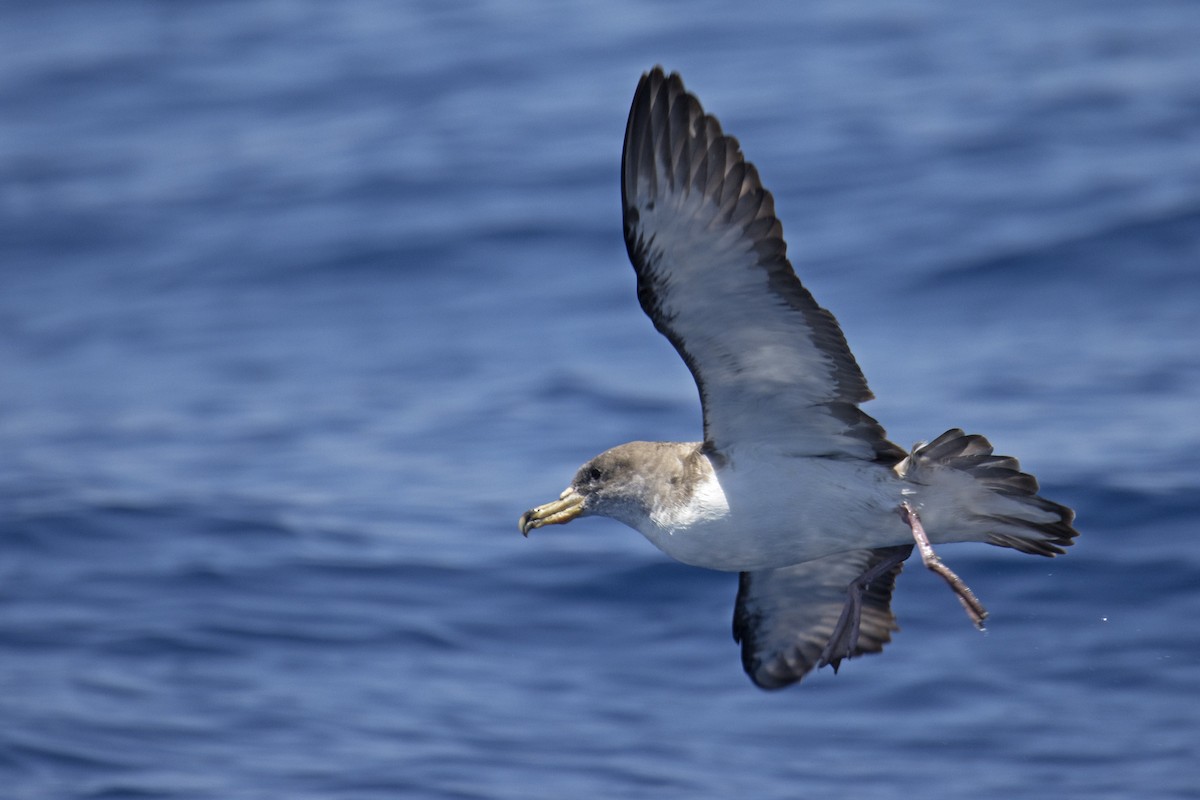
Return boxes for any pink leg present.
[901,501,988,629]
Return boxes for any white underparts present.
[648,469,729,532]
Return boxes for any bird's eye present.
[588,467,603,481]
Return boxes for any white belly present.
[632,450,911,571]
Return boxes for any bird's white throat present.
[647,467,730,532]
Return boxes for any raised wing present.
[732,546,910,689]
[622,67,900,460]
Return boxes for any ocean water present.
[2,1,1199,798]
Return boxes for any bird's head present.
[518,443,680,536]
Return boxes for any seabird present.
[519,67,1078,690]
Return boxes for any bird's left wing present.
[733,546,911,689]
[623,67,901,461]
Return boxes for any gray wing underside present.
[622,67,902,462]
[732,546,911,689]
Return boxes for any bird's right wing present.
[732,546,911,689]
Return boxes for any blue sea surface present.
[2,2,1199,798]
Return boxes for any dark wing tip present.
[623,67,713,221]
[623,67,732,220]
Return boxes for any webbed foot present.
[819,546,913,671]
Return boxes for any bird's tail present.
[896,428,1078,556]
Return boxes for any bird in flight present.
[520,67,1078,689]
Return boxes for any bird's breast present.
[633,452,908,571]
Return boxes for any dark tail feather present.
[909,429,1078,557]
